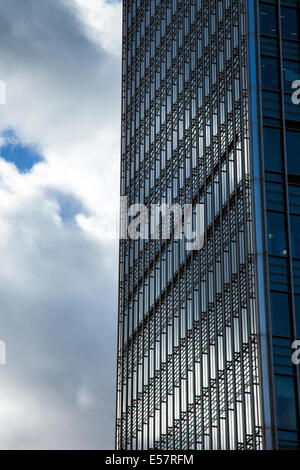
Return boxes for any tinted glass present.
[294,295,300,337]
[275,375,298,430]
[286,130,300,175]
[261,57,280,90]
[270,291,291,336]
[263,127,283,171]
[290,215,300,258]
[267,212,288,256]
[283,60,300,92]
[260,3,278,36]
[281,7,299,40]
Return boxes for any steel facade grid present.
[116,0,264,450]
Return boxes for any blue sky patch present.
[47,190,89,225]
[0,129,44,173]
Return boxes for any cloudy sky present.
[0,0,122,449]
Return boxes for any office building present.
[116,0,300,450]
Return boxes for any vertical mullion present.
[229,0,239,450]
[117,0,128,449]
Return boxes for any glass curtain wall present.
[259,0,300,450]
[116,0,263,450]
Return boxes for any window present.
[266,182,285,211]
[286,130,300,175]
[273,338,295,375]
[263,127,283,171]
[262,91,281,118]
[260,3,278,36]
[290,215,300,258]
[275,375,298,430]
[289,184,300,214]
[261,56,280,90]
[270,291,291,337]
[294,295,300,337]
[281,7,299,41]
[283,60,300,92]
[278,430,299,450]
[267,212,288,256]
[269,256,289,291]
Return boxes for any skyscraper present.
[116,0,300,450]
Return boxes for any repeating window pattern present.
[259,0,300,450]
[116,0,263,450]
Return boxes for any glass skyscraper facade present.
[254,0,300,449]
[116,0,300,450]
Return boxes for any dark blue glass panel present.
[289,184,300,214]
[290,215,300,258]
[267,212,288,256]
[286,130,300,175]
[275,375,298,430]
[263,127,283,171]
[266,182,285,211]
[281,7,299,40]
[283,60,300,92]
[270,291,291,336]
[261,56,280,90]
[294,295,300,337]
[262,91,281,117]
[260,3,278,36]
[269,256,289,291]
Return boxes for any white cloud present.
[0,0,122,449]
[71,0,122,55]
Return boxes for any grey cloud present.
[0,178,118,448]
[0,0,121,450]
[0,0,121,151]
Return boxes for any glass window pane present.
[270,291,292,336]
[294,295,300,337]
[278,429,300,450]
[260,3,278,36]
[267,212,288,256]
[283,60,300,92]
[269,256,289,291]
[266,182,285,210]
[281,7,299,40]
[289,184,300,214]
[275,375,298,430]
[263,127,283,171]
[286,130,300,175]
[261,57,280,90]
[290,215,300,258]
[262,91,281,118]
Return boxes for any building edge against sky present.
[116,0,300,450]
[249,0,300,450]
